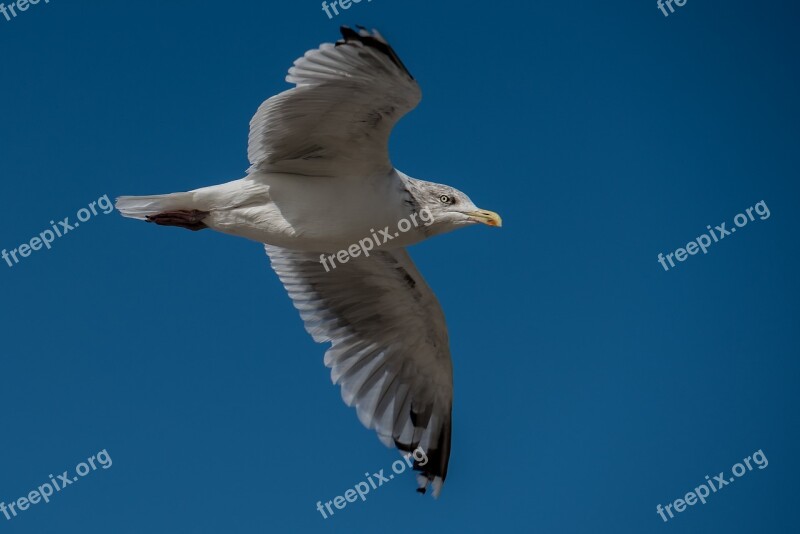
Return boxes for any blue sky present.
[1,1,798,532]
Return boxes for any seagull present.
[116,26,502,497]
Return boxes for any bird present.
[116,26,502,497]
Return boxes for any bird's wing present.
[265,244,452,497]
[247,26,422,177]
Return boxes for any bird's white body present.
[119,169,427,252]
[197,171,424,252]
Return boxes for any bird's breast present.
[203,172,426,252]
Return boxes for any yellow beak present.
[466,209,503,227]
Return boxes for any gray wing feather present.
[247,27,421,177]
[265,244,452,496]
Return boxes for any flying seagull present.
[116,26,502,497]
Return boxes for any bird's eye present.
[439,195,451,204]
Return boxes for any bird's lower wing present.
[265,245,452,496]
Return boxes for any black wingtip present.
[339,25,359,40]
[336,25,414,80]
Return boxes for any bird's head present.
[406,179,502,235]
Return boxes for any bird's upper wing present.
[247,27,422,177]
[265,244,452,497]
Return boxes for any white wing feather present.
[247,27,422,177]
[265,245,452,496]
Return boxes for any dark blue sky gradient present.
[0,1,798,532]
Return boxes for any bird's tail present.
[115,192,196,221]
